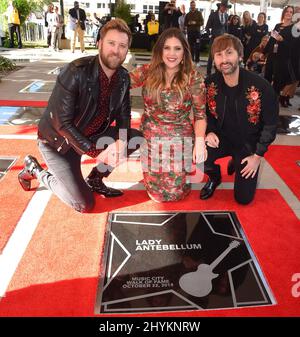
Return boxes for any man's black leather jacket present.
[38,55,131,155]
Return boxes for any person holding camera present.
[163,0,182,30]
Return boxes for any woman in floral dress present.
[130,28,207,202]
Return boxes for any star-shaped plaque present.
[95,211,275,314]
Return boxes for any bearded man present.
[200,34,278,204]
[18,19,141,212]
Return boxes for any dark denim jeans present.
[37,127,142,212]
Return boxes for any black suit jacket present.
[205,11,228,38]
[69,7,86,30]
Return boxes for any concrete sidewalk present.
[0,45,299,111]
[0,47,98,101]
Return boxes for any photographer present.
[163,0,182,29]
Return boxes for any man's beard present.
[217,60,239,75]
[100,50,124,70]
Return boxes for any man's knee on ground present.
[234,192,255,205]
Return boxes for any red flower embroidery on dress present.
[246,86,261,124]
[207,82,218,119]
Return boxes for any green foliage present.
[0,0,51,23]
[0,55,16,72]
[114,0,132,25]
[12,0,31,24]
[0,0,28,24]
[0,0,7,13]
[29,0,53,12]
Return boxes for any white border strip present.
[0,189,51,297]
[0,135,37,140]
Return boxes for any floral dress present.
[130,64,206,202]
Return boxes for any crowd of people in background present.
[44,3,64,51]
[147,0,299,110]
[221,3,299,110]
[4,0,300,109]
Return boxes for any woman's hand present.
[193,137,207,164]
[271,30,283,42]
[205,132,219,148]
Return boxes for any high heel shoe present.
[18,168,34,191]
[18,155,44,191]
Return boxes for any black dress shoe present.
[227,158,235,176]
[200,179,221,200]
[18,155,43,191]
[86,177,123,197]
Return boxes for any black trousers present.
[47,31,52,47]
[187,31,201,63]
[147,34,158,51]
[203,136,259,205]
[37,127,142,212]
[206,38,214,75]
[8,24,22,48]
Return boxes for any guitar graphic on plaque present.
[179,240,240,297]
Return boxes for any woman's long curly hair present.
[145,28,193,103]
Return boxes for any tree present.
[0,0,52,24]
[114,0,132,26]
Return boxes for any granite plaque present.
[0,157,17,181]
[95,211,275,313]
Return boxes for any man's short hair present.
[211,34,244,58]
[100,18,132,47]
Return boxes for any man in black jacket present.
[184,1,204,65]
[200,34,278,204]
[18,19,142,213]
[205,0,231,75]
[68,1,86,53]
